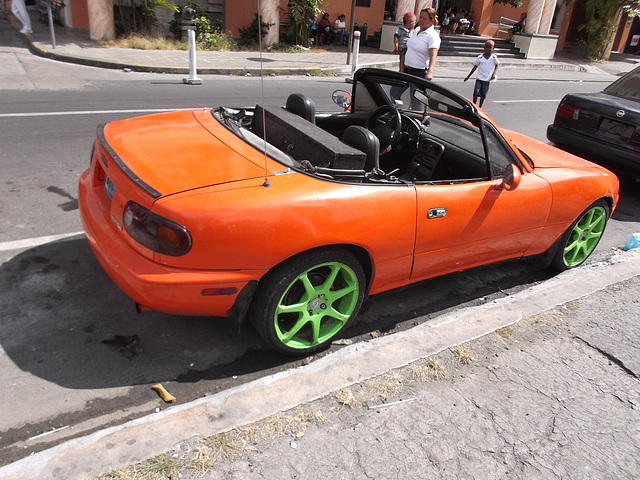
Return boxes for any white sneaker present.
[20,27,33,34]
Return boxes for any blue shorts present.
[474,79,491,99]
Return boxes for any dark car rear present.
[547,65,640,177]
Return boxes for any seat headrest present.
[285,93,316,124]
[342,125,380,171]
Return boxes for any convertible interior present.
[216,68,522,185]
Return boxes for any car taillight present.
[123,201,192,257]
[556,102,580,120]
[556,102,580,121]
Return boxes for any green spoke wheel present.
[552,200,610,271]
[251,249,365,355]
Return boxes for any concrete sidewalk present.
[4,10,639,80]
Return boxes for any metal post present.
[183,29,202,85]
[46,0,56,49]
[351,30,360,77]
[346,0,356,65]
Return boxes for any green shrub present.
[268,43,305,53]
[200,30,237,50]
[579,0,620,60]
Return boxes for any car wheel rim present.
[562,206,607,267]
[274,261,360,350]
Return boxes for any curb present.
[1,249,639,480]
[25,39,597,77]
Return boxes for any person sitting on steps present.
[317,12,334,45]
[334,14,349,46]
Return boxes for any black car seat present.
[285,93,317,124]
[342,125,380,172]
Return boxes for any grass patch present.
[305,68,337,76]
[289,406,328,437]
[530,309,563,324]
[450,346,474,364]
[564,300,580,311]
[364,370,407,402]
[411,358,447,381]
[98,454,179,480]
[99,34,185,50]
[99,33,237,51]
[496,325,515,339]
[268,43,307,53]
[333,370,409,409]
[333,387,359,408]
[97,405,329,479]
[202,430,246,461]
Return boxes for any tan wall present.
[354,0,387,36]
[69,0,90,29]
[488,0,527,25]
[225,1,251,37]
[467,0,527,38]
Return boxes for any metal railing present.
[496,16,518,39]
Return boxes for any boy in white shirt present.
[464,40,499,108]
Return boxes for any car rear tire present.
[250,249,365,356]
[551,199,609,271]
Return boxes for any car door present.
[411,122,553,281]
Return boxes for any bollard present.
[350,30,361,79]
[46,0,56,48]
[183,29,202,85]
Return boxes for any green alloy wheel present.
[552,199,609,271]
[251,249,365,355]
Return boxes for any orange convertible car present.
[79,68,619,355]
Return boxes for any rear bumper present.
[547,124,640,177]
[78,169,263,317]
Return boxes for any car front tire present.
[551,199,609,271]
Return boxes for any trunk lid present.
[102,109,268,197]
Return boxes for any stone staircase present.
[439,34,524,58]
[364,29,382,49]
[361,28,524,59]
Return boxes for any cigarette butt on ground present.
[152,383,176,403]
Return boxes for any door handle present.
[428,207,447,219]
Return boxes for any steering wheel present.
[364,105,402,155]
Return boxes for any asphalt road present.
[1,47,639,468]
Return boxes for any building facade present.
[53,0,636,58]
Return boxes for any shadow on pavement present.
[1,235,563,391]
[0,238,289,390]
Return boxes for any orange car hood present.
[504,129,602,170]
[102,109,268,196]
